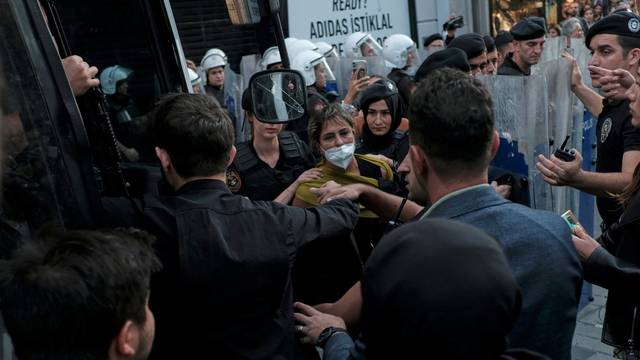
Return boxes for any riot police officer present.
[383,33,419,111]
[344,32,383,57]
[226,88,318,203]
[291,49,337,142]
[200,47,227,106]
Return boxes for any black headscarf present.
[358,78,404,151]
[361,219,522,359]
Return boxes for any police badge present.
[226,168,242,192]
[600,118,612,143]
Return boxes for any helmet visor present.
[312,57,336,82]
[357,34,383,57]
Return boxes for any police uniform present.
[226,131,316,201]
[596,100,640,228]
[585,12,640,229]
[101,180,359,359]
[497,17,546,76]
[204,84,225,108]
[387,68,414,111]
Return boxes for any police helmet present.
[260,46,282,70]
[315,41,340,58]
[383,34,420,69]
[344,32,383,57]
[188,68,202,86]
[288,39,319,62]
[292,50,336,86]
[99,65,133,95]
[201,48,228,71]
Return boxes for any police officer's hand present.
[294,302,346,345]
[491,181,512,199]
[186,59,198,71]
[310,182,364,204]
[535,151,583,186]
[593,66,636,101]
[571,224,601,262]
[562,51,582,90]
[294,168,323,186]
[62,55,99,96]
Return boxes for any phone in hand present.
[561,210,582,230]
[352,60,367,80]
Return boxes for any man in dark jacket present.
[498,17,546,76]
[102,93,359,359]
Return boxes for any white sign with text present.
[287,0,411,55]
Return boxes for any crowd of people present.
[6,1,640,360]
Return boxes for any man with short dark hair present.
[498,17,546,76]
[495,30,515,69]
[537,11,640,231]
[308,68,582,360]
[484,34,499,75]
[0,228,161,360]
[102,93,359,359]
[448,32,489,76]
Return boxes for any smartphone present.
[561,210,582,230]
[352,60,367,80]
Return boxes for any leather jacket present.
[585,192,640,349]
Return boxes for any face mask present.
[324,143,355,170]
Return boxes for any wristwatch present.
[317,326,347,347]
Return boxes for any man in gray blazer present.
[301,68,582,360]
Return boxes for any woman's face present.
[250,114,283,140]
[548,28,559,38]
[594,5,603,15]
[627,83,640,127]
[319,118,355,152]
[314,63,327,89]
[366,99,393,136]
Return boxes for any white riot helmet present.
[260,46,282,70]
[99,65,133,95]
[315,41,339,58]
[344,32,383,57]
[288,39,319,62]
[188,68,202,86]
[200,48,228,71]
[284,37,298,47]
[383,34,420,69]
[292,50,336,87]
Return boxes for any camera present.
[554,135,576,162]
[443,15,464,31]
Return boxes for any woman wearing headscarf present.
[354,78,409,167]
[294,219,549,359]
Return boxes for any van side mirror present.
[249,69,307,123]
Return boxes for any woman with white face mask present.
[293,103,398,263]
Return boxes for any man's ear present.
[627,48,640,69]
[409,144,427,176]
[490,131,500,160]
[155,147,172,171]
[227,145,237,166]
[112,320,139,358]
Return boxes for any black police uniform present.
[204,84,225,107]
[227,131,316,201]
[101,180,359,360]
[498,54,529,76]
[387,68,414,111]
[596,100,640,228]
